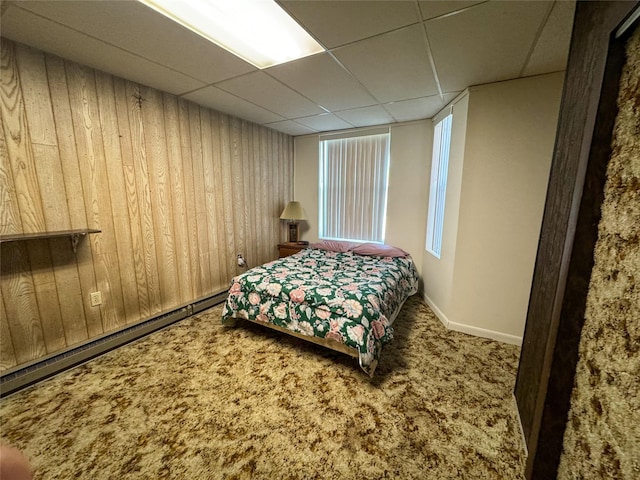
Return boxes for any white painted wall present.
[294,73,563,344]
[423,72,564,343]
[293,134,319,241]
[422,92,469,317]
[293,120,432,279]
[384,121,431,283]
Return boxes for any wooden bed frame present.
[223,315,359,358]
[223,286,417,377]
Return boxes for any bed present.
[221,242,419,376]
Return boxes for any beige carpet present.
[1,296,524,479]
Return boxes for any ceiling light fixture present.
[138,0,325,69]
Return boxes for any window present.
[426,112,453,258]
[319,130,391,243]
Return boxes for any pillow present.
[309,240,358,253]
[350,243,408,258]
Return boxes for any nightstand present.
[278,242,307,258]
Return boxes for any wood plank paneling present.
[66,60,126,334]
[14,46,57,147]
[17,47,70,232]
[200,109,221,291]
[188,103,211,296]
[48,237,88,346]
[252,126,263,267]
[46,54,101,336]
[113,77,151,319]
[209,112,227,284]
[95,71,140,324]
[230,118,246,264]
[219,114,236,278]
[0,120,23,235]
[241,122,253,266]
[25,241,66,353]
[162,93,193,302]
[0,41,46,233]
[127,82,162,314]
[141,86,179,307]
[0,242,46,364]
[176,97,201,298]
[0,294,18,370]
[259,128,270,263]
[45,55,87,230]
[0,39,293,372]
[13,46,72,353]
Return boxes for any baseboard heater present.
[0,291,228,398]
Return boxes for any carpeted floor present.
[0,296,524,479]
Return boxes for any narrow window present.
[426,113,452,258]
[319,130,391,243]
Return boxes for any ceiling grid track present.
[1,0,577,135]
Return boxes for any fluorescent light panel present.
[138,0,325,69]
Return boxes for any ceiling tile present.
[333,24,439,104]
[264,120,317,136]
[385,92,460,122]
[522,1,575,77]
[182,86,285,125]
[426,1,552,92]
[266,53,377,112]
[335,105,394,128]
[418,1,485,20]
[1,0,574,135]
[9,1,256,84]
[216,71,325,119]
[294,114,354,132]
[280,0,419,49]
[1,5,205,95]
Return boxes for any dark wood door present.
[514,2,638,478]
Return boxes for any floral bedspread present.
[221,248,419,375]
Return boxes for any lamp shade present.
[279,201,308,221]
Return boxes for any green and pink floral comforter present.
[221,248,418,375]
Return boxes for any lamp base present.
[288,222,299,243]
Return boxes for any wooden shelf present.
[0,229,101,252]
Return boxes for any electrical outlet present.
[90,291,102,307]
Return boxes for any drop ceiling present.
[0,0,575,136]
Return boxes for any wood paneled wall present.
[0,39,293,372]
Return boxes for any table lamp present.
[280,201,308,243]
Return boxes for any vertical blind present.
[319,132,391,243]
[426,113,452,258]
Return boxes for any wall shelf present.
[0,229,101,253]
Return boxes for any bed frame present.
[223,286,416,377]
[224,316,376,374]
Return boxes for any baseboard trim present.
[422,292,523,346]
[422,291,451,328]
[0,291,228,398]
[446,320,523,346]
